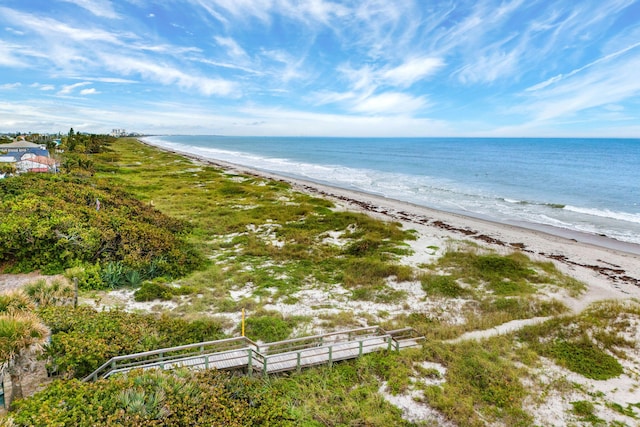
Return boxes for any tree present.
[0,291,48,407]
[67,128,76,152]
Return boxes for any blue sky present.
[1,0,639,137]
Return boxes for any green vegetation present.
[40,306,225,378]
[430,250,585,297]
[132,279,194,302]
[421,338,532,426]
[383,247,579,342]
[10,369,291,426]
[242,311,308,342]
[571,400,605,425]
[85,138,416,317]
[2,136,638,426]
[518,300,637,380]
[0,174,202,277]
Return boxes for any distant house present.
[0,140,58,175]
[0,140,46,153]
[16,154,58,173]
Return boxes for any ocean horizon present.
[142,136,640,247]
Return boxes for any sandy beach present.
[145,140,640,310]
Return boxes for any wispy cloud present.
[315,55,442,114]
[522,52,640,121]
[526,41,640,92]
[214,36,249,60]
[57,82,91,95]
[30,83,56,91]
[351,92,428,115]
[60,0,120,19]
[0,41,27,67]
[79,88,99,95]
[0,82,21,90]
[100,55,238,96]
[382,57,445,88]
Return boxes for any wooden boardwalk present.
[84,326,424,382]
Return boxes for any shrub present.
[39,306,226,378]
[134,281,173,302]
[10,369,291,426]
[421,274,468,298]
[0,174,203,277]
[243,314,293,342]
[23,279,74,307]
[65,264,104,290]
[548,338,623,380]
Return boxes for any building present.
[0,140,58,177]
[0,140,47,153]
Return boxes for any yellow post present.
[242,308,245,337]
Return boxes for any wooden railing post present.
[247,349,253,376]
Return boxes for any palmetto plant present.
[23,279,74,307]
[0,291,49,406]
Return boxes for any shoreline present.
[139,139,640,298]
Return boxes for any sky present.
[1,0,639,137]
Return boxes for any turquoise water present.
[143,136,640,245]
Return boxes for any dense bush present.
[39,306,226,378]
[133,281,174,302]
[0,174,202,277]
[244,314,294,342]
[10,369,291,426]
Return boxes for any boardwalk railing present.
[83,326,424,382]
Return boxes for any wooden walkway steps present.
[83,326,424,382]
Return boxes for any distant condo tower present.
[111,129,127,137]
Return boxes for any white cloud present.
[4,27,25,36]
[214,36,248,60]
[522,53,640,122]
[0,83,21,89]
[57,82,91,95]
[382,57,444,88]
[526,41,640,92]
[351,92,428,115]
[80,88,99,95]
[456,49,519,85]
[0,7,133,45]
[31,83,56,91]
[101,55,238,96]
[0,41,27,67]
[260,49,306,83]
[60,0,120,19]
[84,77,138,84]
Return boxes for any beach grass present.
[92,139,418,320]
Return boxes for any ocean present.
[142,136,640,246]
